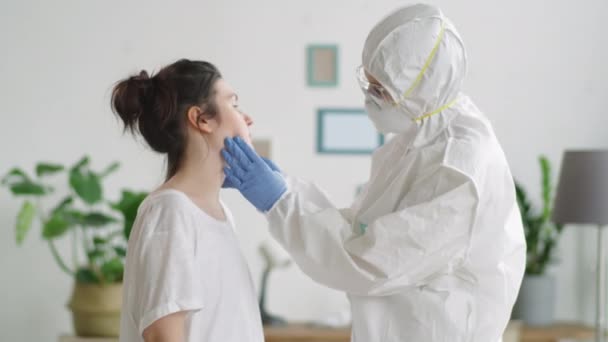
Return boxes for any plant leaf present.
[99,162,120,179]
[101,257,124,283]
[9,181,47,196]
[69,168,102,205]
[16,201,36,244]
[51,196,74,214]
[518,156,564,276]
[2,168,30,185]
[113,246,127,257]
[63,210,85,225]
[42,212,72,239]
[111,190,148,240]
[539,156,551,220]
[59,210,117,228]
[72,156,90,170]
[93,236,107,246]
[82,212,118,227]
[514,182,531,216]
[35,163,64,177]
[75,267,100,284]
[87,249,105,261]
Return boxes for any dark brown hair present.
[111,59,222,179]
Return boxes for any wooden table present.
[264,324,350,342]
[58,322,597,342]
[520,323,594,342]
[264,322,596,342]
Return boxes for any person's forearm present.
[144,333,185,342]
[143,311,187,342]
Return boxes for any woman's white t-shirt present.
[119,189,264,342]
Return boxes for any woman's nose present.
[244,113,254,126]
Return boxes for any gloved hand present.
[221,137,287,212]
[222,157,281,188]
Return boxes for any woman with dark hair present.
[112,59,264,342]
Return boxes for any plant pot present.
[512,274,556,326]
[68,282,122,337]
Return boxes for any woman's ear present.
[187,106,214,134]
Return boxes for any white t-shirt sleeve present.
[134,196,204,336]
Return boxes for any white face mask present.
[364,96,417,134]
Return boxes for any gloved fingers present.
[234,136,261,164]
[223,167,242,187]
[221,142,250,169]
[262,157,281,173]
[221,150,247,179]
[225,137,254,169]
[221,149,237,167]
[221,177,234,189]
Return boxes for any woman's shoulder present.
[135,189,199,235]
[139,188,192,212]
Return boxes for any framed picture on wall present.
[316,108,384,154]
[252,138,272,159]
[307,45,339,87]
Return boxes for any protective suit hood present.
[362,4,467,134]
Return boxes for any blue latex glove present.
[222,157,280,188]
[221,137,287,212]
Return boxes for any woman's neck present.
[161,148,224,203]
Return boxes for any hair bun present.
[136,70,150,80]
[130,70,151,88]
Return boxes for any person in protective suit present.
[222,4,526,341]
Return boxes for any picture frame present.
[307,44,339,87]
[252,138,272,159]
[316,108,384,155]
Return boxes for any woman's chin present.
[243,135,253,147]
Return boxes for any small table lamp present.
[552,150,608,342]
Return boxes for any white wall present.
[1,0,607,340]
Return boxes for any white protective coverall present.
[266,4,526,342]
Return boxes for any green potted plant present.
[2,156,147,337]
[512,155,564,326]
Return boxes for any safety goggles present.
[356,65,393,105]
